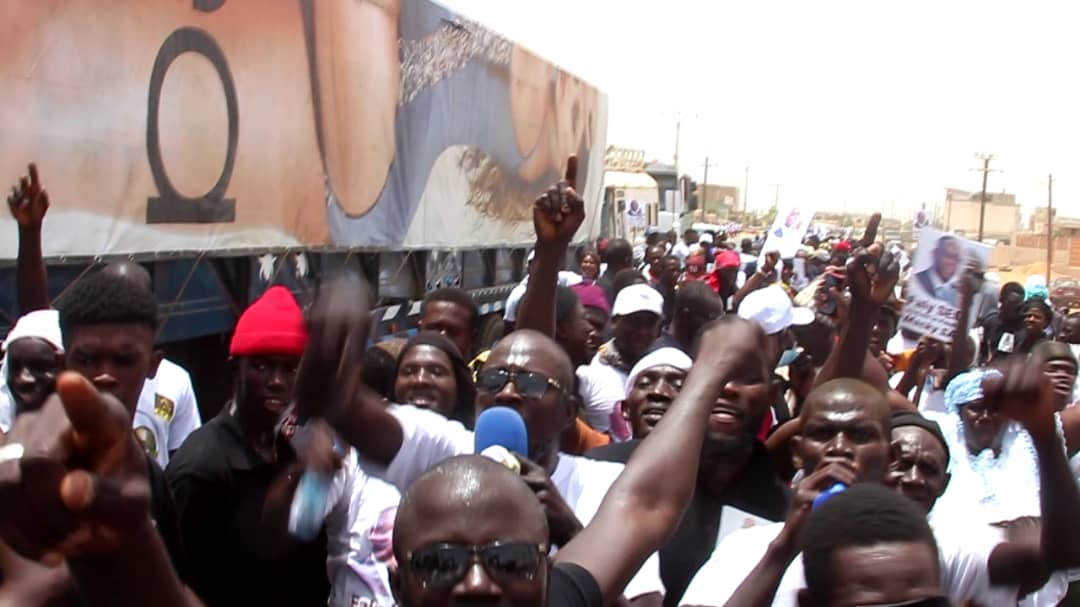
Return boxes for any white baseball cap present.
[738,285,814,335]
[612,284,664,318]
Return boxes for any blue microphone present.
[812,482,847,511]
[474,407,528,472]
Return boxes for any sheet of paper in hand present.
[758,201,817,263]
[899,229,990,342]
[718,505,774,543]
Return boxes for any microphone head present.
[811,482,847,511]
[474,406,529,457]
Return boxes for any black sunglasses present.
[406,541,547,589]
[476,368,563,399]
[859,597,951,607]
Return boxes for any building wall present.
[943,199,1019,241]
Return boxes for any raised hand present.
[294,273,373,420]
[983,356,1056,440]
[532,156,585,245]
[696,316,767,371]
[777,461,857,546]
[8,163,49,230]
[0,372,150,562]
[847,213,899,307]
[516,453,583,547]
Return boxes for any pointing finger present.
[564,155,578,191]
[28,164,39,190]
[55,372,130,458]
[859,213,882,248]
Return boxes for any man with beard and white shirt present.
[680,370,1080,607]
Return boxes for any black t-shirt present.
[597,272,617,307]
[586,440,789,606]
[549,562,603,607]
[148,453,185,576]
[166,409,329,607]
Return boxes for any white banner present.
[899,229,991,342]
[758,202,816,262]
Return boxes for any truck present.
[0,0,607,415]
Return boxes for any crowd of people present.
[2,158,1080,607]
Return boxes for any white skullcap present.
[3,309,63,354]
[625,347,693,396]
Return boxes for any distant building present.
[943,188,1019,243]
[697,184,739,220]
[1031,206,1080,234]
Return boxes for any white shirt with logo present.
[133,358,201,468]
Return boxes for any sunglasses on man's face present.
[406,541,547,589]
[857,597,951,607]
[475,368,562,399]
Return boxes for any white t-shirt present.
[372,404,665,599]
[679,519,1017,607]
[577,356,629,433]
[671,242,690,263]
[326,450,401,607]
[503,272,583,322]
[890,373,945,414]
[134,358,202,467]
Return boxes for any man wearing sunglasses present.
[341,329,665,603]
[389,318,767,607]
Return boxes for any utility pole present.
[973,153,996,242]
[673,120,681,177]
[743,166,750,214]
[1047,173,1053,285]
[773,184,782,208]
[702,157,717,216]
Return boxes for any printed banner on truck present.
[0,0,607,259]
[899,228,990,342]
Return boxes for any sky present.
[439,0,1080,220]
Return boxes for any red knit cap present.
[229,286,309,358]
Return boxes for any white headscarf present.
[0,310,64,432]
[624,347,693,397]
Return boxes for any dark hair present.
[606,239,634,268]
[1022,296,1053,321]
[1000,282,1025,301]
[579,249,600,265]
[891,411,950,462]
[801,483,938,600]
[741,238,753,253]
[555,285,580,325]
[362,346,399,401]
[676,280,722,318]
[422,288,480,334]
[58,272,159,348]
[396,331,477,427]
[613,268,647,296]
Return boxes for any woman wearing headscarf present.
[928,368,1044,525]
[393,331,476,427]
[0,309,64,433]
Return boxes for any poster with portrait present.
[758,201,816,262]
[0,0,608,258]
[899,229,990,342]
